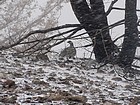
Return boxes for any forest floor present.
[0,51,140,105]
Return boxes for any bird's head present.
[67,41,74,46]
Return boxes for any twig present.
[106,0,118,16]
[112,7,140,11]
[113,34,124,43]
[0,24,81,50]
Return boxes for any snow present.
[0,51,140,105]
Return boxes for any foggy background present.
[57,0,140,59]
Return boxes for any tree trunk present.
[118,0,138,67]
[70,0,117,62]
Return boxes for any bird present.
[59,41,76,59]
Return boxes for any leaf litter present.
[0,51,140,105]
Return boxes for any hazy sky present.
[58,0,140,58]
[59,0,140,41]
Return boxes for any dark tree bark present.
[70,0,117,62]
[118,0,138,67]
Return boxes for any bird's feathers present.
[59,41,76,58]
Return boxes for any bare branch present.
[106,0,118,16]
[24,27,81,57]
[20,27,81,44]
[0,24,81,50]
[112,7,140,11]
[113,34,124,43]
[75,44,92,48]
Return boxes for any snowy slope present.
[0,51,140,105]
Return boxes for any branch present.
[20,28,80,44]
[0,24,81,50]
[75,44,92,48]
[24,27,81,57]
[106,0,118,16]
[112,7,140,11]
[134,57,140,61]
[138,19,140,26]
[113,34,124,43]
[108,19,125,29]
[93,19,125,37]
[18,27,83,55]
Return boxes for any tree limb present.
[0,24,81,50]
[106,0,118,16]
[112,7,140,11]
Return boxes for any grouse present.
[59,41,76,59]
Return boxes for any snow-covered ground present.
[0,51,140,105]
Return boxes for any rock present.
[36,53,50,61]
[34,96,47,103]
[47,93,64,101]
[57,90,71,96]
[0,72,5,78]
[112,77,122,81]
[24,84,33,90]
[97,69,105,73]
[0,96,17,103]
[32,79,46,85]
[66,95,87,103]
[125,85,132,89]
[58,79,71,85]
[12,71,22,78]
[109,70,115,74]
[72,79,83,84]
[48,76,56,81]
[129,97,140,105]
[3,79,16,88]
[103,100,121,105]
[82,59,97,69]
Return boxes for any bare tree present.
[0,0,66,59]
[117,0,138,67]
